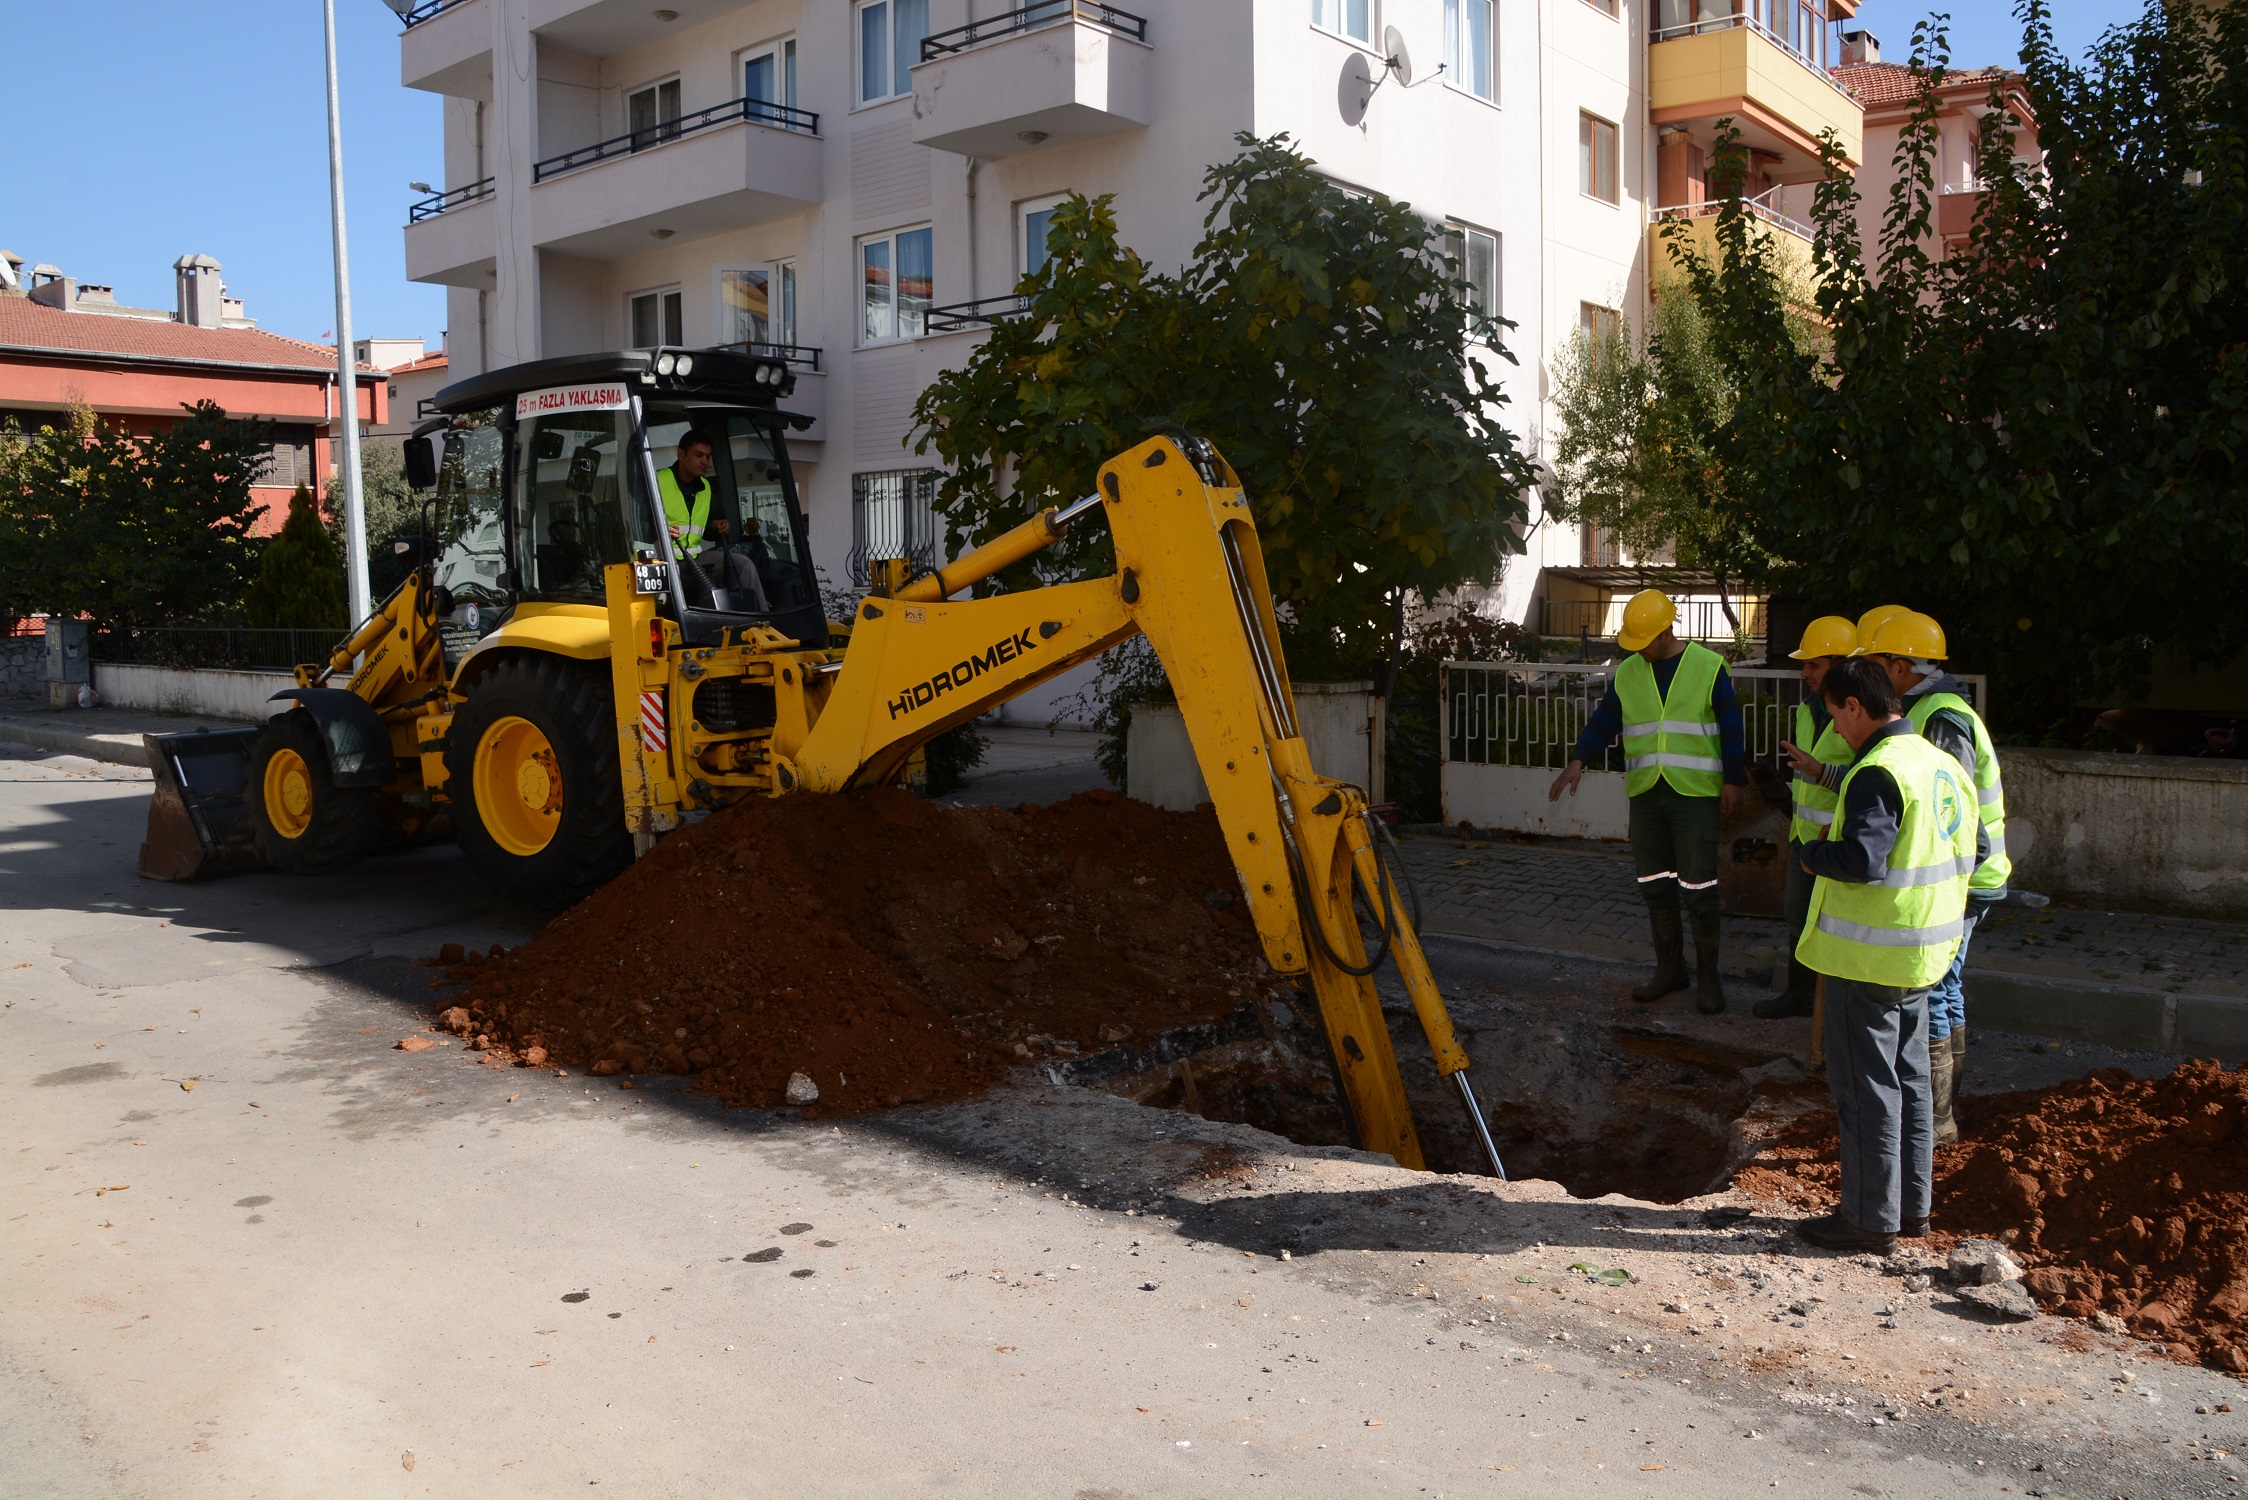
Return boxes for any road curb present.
[0,717,152,769]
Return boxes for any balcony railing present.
[1652,187,1813,240]
[1650,8,1858,105]
[921,0,1148,61]
[925,293,1035,333]
[708,341,824,373]
[1537,597,1761,645]
[400,0,474,27]
[532,96,820,183]
[407,178,495,223]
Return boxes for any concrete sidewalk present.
[1394,830,2248,1063]
[0,703,252,769]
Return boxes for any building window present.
[1019,195,1067,279]
[1442,224,1500,321]
[719,264,796,348]
[1443,0,1495,101]
[630,288,685,348]
[1312,0,1373,46]
[1579,111,1620,203]
[1583,0,1619,16]
[628,78,682,150]
[1579,301,1621,342]
[741,38,800,124]
[849,468,941,581]
[859,226,933,344]
[857,0,929,106]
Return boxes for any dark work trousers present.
[1629,782,1722,920]
[1782,839,1818,991]
[1928,889,2006,1041]
[1822,976,1934,1235]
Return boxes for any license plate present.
[632,561,670,595]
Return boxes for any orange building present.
[0,254,385,535]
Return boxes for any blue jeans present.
[1822,975,1934,1235]
[1928,889,2006,1041]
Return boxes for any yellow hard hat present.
[1788,615,1859,661]
[1857,604,1907,641]
[1615,589,1677,652]
[1861,610,1949,661]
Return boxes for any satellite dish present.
[1384,26,1413,86]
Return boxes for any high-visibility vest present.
[1796,730,1981,988]
[1788,698,1855,845]
[1909,691,2009,892]
[657,467,711,556]
[1616,643,1725,797]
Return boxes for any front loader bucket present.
[138,729,267,881]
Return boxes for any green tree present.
[245,483,347,630]
[911,134,1538,670]
[328,441,425,601]
[0,399,269,631]
[1666,3,2248,732]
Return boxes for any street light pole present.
[323,0,372,623]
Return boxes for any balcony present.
[910,1,1152,160]
[1938,185,1986,241]
[401,0,491,99]
[1650,12,1863,177]
[529,99,822,258]
[404,185,497,287]
[526,0,743,58]
[1648,193,1818,291]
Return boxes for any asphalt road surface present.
[4,741,2236,1499]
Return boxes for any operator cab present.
[410,346,822,655]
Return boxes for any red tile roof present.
[1839,60,2014,109]
[387,351,451,375]
[0,295,376,375]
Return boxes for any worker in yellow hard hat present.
[1549,588,1745,1014]
[1859,609,2005,1145]
[1758,614,1860,1021]
[1857,604,1908,644]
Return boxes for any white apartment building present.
[398,0,1863,643]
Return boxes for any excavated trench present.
[1088,995,1784,1204]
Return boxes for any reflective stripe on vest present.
[1796,732,1981,989]
[657,467,711,556]
[1909,691,2010,892]
[1615,644,1725,798]
[1787,698,1854,845]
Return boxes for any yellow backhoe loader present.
[138,345,1504,1176]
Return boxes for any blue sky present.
[0,1,2152,353]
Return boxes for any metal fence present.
[1441,661,1987,774]
[847,469,942,587]
[92,626,343,673]
[921,0,1148,60]
[532,96,820,182]
[1538,596,1765,645]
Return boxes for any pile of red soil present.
[433,788,1288,1117]
[1734,1061,2248,1371]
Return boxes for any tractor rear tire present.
[248,710,385,876]
[447,655,631,909]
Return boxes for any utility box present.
[45,618,90,709]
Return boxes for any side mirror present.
[403,433,440,491]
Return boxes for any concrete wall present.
[2004,747,2248,919]
[1127,684,1374,813]
[91,664,287,724]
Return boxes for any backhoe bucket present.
[138,729,267,881]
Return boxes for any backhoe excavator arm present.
[770,434,1505,1177]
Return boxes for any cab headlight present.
[673,353,694,376]
[655,352,677,376]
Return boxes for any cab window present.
[642,408,818,618]
[512,408,662,603]
[429,421,508,663]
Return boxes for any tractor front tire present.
[447,656,631,909]
[249,710,385,875]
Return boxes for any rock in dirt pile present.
[431,788,1293,1117]
[1738,1059,2248,1371]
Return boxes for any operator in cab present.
[659,428,769,611]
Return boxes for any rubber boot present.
[1928,1032,1959,1146]
[1691,912,1726,1015]
[1948,1027,1968,1138]
[1753,958,1817,1020]
[1632,908,1690,1004]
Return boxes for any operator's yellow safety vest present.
[657,467,711,558]
[1796,731,1981,988]
[1788,698,1855,845]
[1616,643,1725,797]
[1909,691,2010,893]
